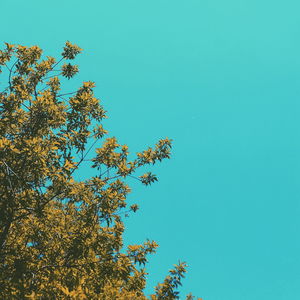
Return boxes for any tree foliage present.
[0,42,199,299]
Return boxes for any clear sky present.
[2,0,300,299]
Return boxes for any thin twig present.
[57,91,76,97]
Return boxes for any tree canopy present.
[0,42,199,299]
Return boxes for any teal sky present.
[2,0,300,299]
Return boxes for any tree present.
[0,42,199,299]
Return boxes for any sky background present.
[1,0,300,299]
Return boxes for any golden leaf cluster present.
[0,42,199,299]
